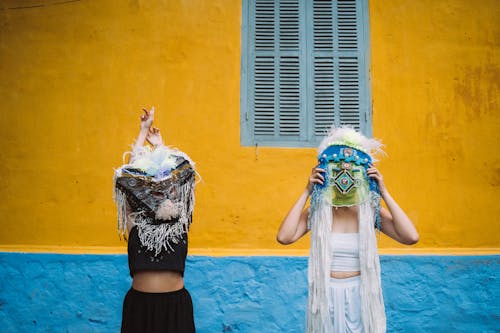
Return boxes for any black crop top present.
[127,226,188,277]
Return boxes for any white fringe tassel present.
[113,173,195,255]
[307,198,334,333]
[307,194,386,332]
[114,187,128,240]
[134,180,195,255]
[359,199,386,333]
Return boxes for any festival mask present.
[317,145,376,207]
[115,154,195,223]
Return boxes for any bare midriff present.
[132,270,184,292]
[330,271,361,279]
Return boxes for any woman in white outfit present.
[277,127,419,333]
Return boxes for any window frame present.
[240,0,372,147]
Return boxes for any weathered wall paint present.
[0,0,498,251]
[369,0,500,249]
[0,253,498,332]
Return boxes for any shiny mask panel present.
[115,159,195,223]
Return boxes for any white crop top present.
[330,233,360,272]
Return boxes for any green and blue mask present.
[315,144,380,207]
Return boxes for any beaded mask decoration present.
[317,144,378,208]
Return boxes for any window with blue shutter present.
[241,0,371,147]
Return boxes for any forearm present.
[130,128,149,162]
[277,188,310,244]
[382,190,419,244]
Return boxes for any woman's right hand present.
[146,127,163,147]
[140,106,155,130]
[307,166,325,194]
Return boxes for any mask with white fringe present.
[113,145,196,255]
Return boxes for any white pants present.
[328,275,364,333]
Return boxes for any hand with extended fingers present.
[367,164,387,195]
[307,166,326,194]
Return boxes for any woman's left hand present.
[367,165,387,195]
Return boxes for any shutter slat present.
[254,56,276,135]
[338,56,360,129]
[279,0,300,50]
[337,0,358,51]
[313,0,333,51]
[255,0,275,51]
[279,56,300,136]
[312,0,335,136]
[313,56,335,135]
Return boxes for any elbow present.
[404,233,419,245]
[276,234,292,245]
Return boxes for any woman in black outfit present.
[114,107,196,333]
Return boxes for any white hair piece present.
[317,125,385,162]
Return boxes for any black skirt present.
[121,287,195,333]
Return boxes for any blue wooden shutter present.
[337,0,366,132]
[278,1,304,139]
[308,0,370,138]
[243,0,306,145]
[241,0,371,147]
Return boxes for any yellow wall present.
[369,0,499,249]
[0,0,498,253]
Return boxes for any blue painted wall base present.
[0,253,498,332]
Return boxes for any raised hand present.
[307,166,325,194]
[146,127,163,147]
[140,106,155,130]
[131,106,156,160]
[367,164,387,195]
